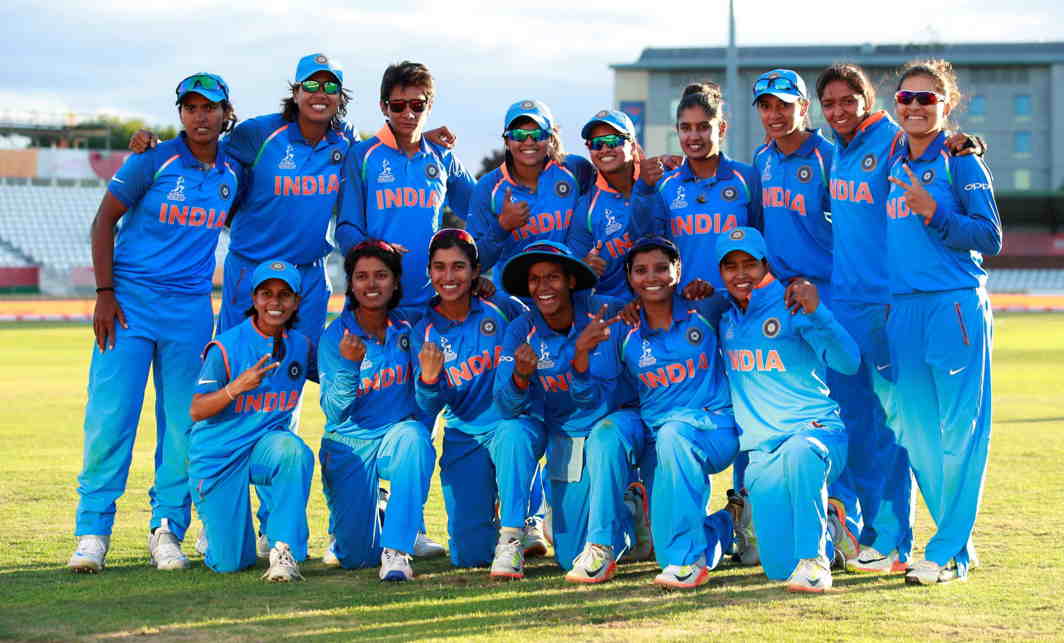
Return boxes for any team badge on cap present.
[219,184,231,200]
[521,100,535,109]
[687,327,704,345]
[399,335,410,350]
[331,149,343,163]
[921,169,935,184]
[315,55,328,64]
[729,229,746,241]
[861,154,877,171]
[595,110,609,118]
[288,361,302,380]
[762,317,781,338]
[722,186,739,201]
[271,261,286,271]
[480,318,497,336]
[555,181,571,197]
[426,164,440,179]
[797,165,813,183]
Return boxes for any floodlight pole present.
[725,0,739,155]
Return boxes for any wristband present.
[224,385,236,401]
[96,287,115,293]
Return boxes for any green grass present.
[0,315,1062,641]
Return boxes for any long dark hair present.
[344,241,404,311]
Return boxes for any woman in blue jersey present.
[884,59,1001,586]
[68,73,239,574]
[188,260,315,580]
[408,229,545,578]
[317,240,435,582]
[566,110,664,297]
[655,82,762,291]
[614,236,741,588]
[715,227,860,592]
[466,99,595,294]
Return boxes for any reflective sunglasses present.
[384,98,429,113]
[753,76,799,95]
[300,79,341,95]
[175,74,229,100]
[895,90,945,106]
[504,128,549,143]
[586,134,628,151]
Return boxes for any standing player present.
[188,260,315,581]
[715,227,860,592]
[68,73,239,573]
[884,59,1000,585]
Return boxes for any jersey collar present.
[374,124,429,156]
[593,159,641,194]
[175,131,224,172]
[637,293,692,335]
[769,129,821,158]
[901,130,948,162]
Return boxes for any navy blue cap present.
[251,260,301,293]
[715,227,767,266]
[504,99,554,133]
[501,241,597,298]
[581,109,636,140]
[296,53,343,84]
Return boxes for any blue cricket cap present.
[501,241,597,298]
[580,109,636,140]
[715,227,767,266]
[504,99,554,133]
[752,69,807,105]
[175,73,229,105]
[251,260,301,294]
[295,53,344,84]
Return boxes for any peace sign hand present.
[575,304,621,354]
[499,187,532,232]
[230,353,280,396]
[888,164,937,224]
[340,328,367,363]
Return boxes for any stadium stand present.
[0,185,98,270]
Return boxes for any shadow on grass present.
[997,416,1064,424]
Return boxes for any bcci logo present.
[439,336,457,362]
[166,176,186,202]
[595,110,609,118]
[315,55,328,64]
[722,186,739,201]
[921,169,935,184]
[331,149,343,164]
[537,342,555,369]
[797,165,813,183]
[729,229,745,241]
[377,159,395,184]
[687,327,703,345]
[271,262,286,271]
[762,317,781,338]
[638,339,656,367]
[671,185,688,209]
[861,154,877,171]
[399,335,410,350]
[520,100,535,110]
[425,164,440,179]
[219,183,231,200]
[277,145,296,170]
[288,361,302,380]
[555,181,571,198]
[480,318,497,336]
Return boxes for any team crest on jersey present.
[378,159,395,183]
[761,158,772,182]
[166,176,186,202]
[725,323,735,340]
[671,185,688,209]
[603,209,622,235]
[762,317,781,338]
[439,336,457,362]
[399,334,410,350]
[729,228,745,241]
[537,342,555,369]
[638,339,656,367]
[687,327,704,345]
[277,145,296,170]
[425,163,440,180]
[921,169,935,184]
[219,183,231,200]
[331,149,343,164]
[861,154,877,171]
[722,186,739,201]
[480,318,497,336]
[797,165,813,183]
[315,55,328,64]
[288,361,302,380]
[555,180,571,198]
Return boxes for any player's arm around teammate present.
[68,73,238,574]
[316,241,435,582]
[883,59,1001,587]
[187,261,315,580]
[714,227,860,593]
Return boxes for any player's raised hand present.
[640,154,665,187]
[339,328,367,363]
[419,341,445,384]
[888,164,937,224]
[618,298,641,326]
[659,154,683,171]
[93,289,127,351]
[784,278,820,315]
[499,187,531,232]
[230,353,280,394]
[584,242,607,277]
[128,129,159,153]
[682,278,714,301]
[472,276,496,298]
[575,304,621,353]
[425,126,457,149]
[513,342,538,382]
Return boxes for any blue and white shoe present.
[654,556,709,589]
[787,556,832,593]
[68,535,109,573]
[905,559,967,585]
[379,548,414,582]
[322,536,340,567]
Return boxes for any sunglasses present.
[753,76,799,95]
[504,128,548,143]
[586,134,628,151]
[895,90,946,106]
[176,74,228,100]
[384,98,428,113]
[301,79,341,95]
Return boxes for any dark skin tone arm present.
[189,353,280,422]
[90,192,129,351]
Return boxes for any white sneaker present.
[379,548,414,582]
[654,556,709,589]
[622,482,653,561]
[68,535,109,573]
[827,497,860,568]
[256,533,270,559]
[413,532,446,558]
[490,537,525,580]
[194,531,208,556]
[906,559,967,586]
[148,520,189,570]
[522,517,549,558]
[262,541,303,582]
[787,556,832,593]
[322,536,340,567]
[565,543,617,584]
[847,547,908,574]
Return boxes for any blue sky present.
[3,0,1062,165]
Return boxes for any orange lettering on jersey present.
[188,207,207,227]
[671,214,738,236]
[539,373,572,392]
[605,233,633,258]
[727,349,786,372]
[168,205,188,225]
[263,392,278,412]
[638,352,711,388]
[158,203,167,223]
[830,179,874,205]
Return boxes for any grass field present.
[1,314,1062,641]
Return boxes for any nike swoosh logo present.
[808,577,821,586]
[198,379,217,384]
[112,177,125,183]
[585,563,606,577]
[949,367,966,376]
[674,569,693,582]
[876,364,891,371]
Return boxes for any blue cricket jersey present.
[753,130,834,284]
[656,154,763,290]
[109,133,239,294]
[224,113,354,265]
[885,131,1002,295]
[566,168,665,297]
[335,125,477,308]
[189,318,313,482]
[411,294,527,435]
[493,291,632,437]
[829,111,904,304]
[719,277,860,452]
[318,308,421,439]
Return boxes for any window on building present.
[1014,131,1032,157]
[1014,94,1032,118]
[1013,169,1032,191]
[969,95,986,122]
[666,130,682,156]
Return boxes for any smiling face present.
[819,79,869,142]
[383,84,432,141]
[505,116,549,170]
[527,260,575,318]
[719,250,767,303]
[627,248,679,305]
[676,106,725,161]
[756,95,807,142]
[179,93,225,147]
[587,123,633,175]
[350,256,397,311]
[430,245,477,304]
[252,278,299,334]
[295,70,341,125]
[896,74,951,139]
